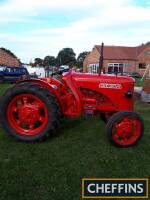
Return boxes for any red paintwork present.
[112,116,142,146]
[6,70,139,145]
[7,94,48,136]
[19,71,134,117]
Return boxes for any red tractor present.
[0,45,144,147]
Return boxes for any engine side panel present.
[71,73,134,112]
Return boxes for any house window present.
[108,63,124,74]
[139,63,146,69]
[88,64,99,73]
[145,50,150,56]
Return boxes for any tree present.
[77,51,89,69]
[56,48,76,67]
[34,58,43,66]
[146,41,150,45]
[43,56,56,67]
[43,56,56,77]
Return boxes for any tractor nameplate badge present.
[99,83,122,89]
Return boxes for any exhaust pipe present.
[99,42,104,74]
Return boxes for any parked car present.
[59,65,69,73]
[0,66,29,83]
[122,72,131,76]
[122,72,142,79]
[130,72,142,79]
[29,72,38,79]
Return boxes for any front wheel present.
[106,111,144,147]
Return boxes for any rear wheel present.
[0,82,60,142]
[106,111,144,147]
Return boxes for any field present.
[0,84,150,200]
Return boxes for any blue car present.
[0,66,29,83]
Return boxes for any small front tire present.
[106,111,144,147]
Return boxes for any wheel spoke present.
[113,134,119,140]
[35,102,43,109]
[22,97,28,105]
[12,106,18,112]
[39,116,44,122]
[29,124,34,130]
[16,100,24,109]
[16,119,21,126]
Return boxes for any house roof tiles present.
[95,44,147,60]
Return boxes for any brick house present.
[0,48,21,67]
[83,43,150,75]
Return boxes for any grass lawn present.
[0,84,150,200]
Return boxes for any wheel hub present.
[19,105,39,125]
[112,114,142,146]
[119,121,133,138]
[7,93,49,136]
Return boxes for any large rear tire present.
[0,82,60,142]
[106,111,144,147]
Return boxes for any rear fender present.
[17,78,63,111]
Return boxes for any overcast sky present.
[0,0,150,63]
